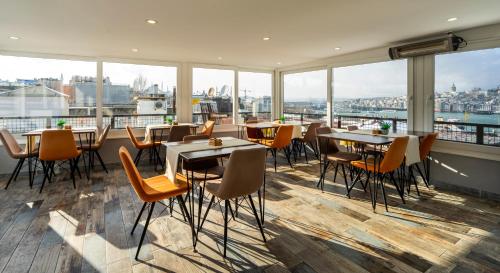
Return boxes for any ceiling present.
[1,0,500,69]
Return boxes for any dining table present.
[22,127,97,186]
[162,137,267,249]
[317,129,433,210]
[236,121,312,139]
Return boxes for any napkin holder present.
[372,129,382,135]
[208,138,223,146]
[64,125,72,130]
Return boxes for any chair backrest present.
[271,125,293,149]
[347,125,359,131]
[216,147,266,200]
[201,120,215,137]
[183,134,209,142]
[246,127,263,139]
[126,126,141,148]
[95,124,111,148]
[39,130,79,161]
[118,146,148,202]
[303,122,322,142]
[380,136,409,173]
[0,129,23,158]
[246,116,258,123]
[419,133,438,161]
[316,126,339,155]
[168,125,191,142]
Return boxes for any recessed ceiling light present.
[447,17,458,22]
[131,48,139,52]
[277,62,281,65]
[146,19,157,24]
[9,36,19,40]
[217,56,223,60]
[334,47,341,51]
[263,37,271,41]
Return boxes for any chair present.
[200,120,215,137]
[351,136,409,211]
[262,125,294,172]
[167,125,192,142]
[38,130,81,193]
[316,126,362,194]
[199,147,266,257]
[126,126,162,167]
[182,135,224,181]
[246,116,258,123]
[409,132,438,191]
[119,146,191,260]
[295,122,321,163]
[79,125,110,173]
[0,129,39,189]
[246,126,264,143]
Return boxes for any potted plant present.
[379,121,391,135]
[280,115,286,124]
[164,116,173,125]
[56,119,66,129]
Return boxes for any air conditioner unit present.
[388,34,465,59]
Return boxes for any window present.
[435,48,500,145]
[192,68,234,125]
[102,62,177,128]
[333,60,407,129]
[283,70,327,122]
[238,71,272,122]
[0,55,96,133]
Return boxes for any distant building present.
[0,84,69,117]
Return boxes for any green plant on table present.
[165,116,173,125]
[280,115,286,123]
[57,119,66,128]
[379,121,392,131]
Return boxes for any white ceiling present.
[1,0,500,69]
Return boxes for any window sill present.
[432,140,500,162]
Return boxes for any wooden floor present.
[0,154,499,273]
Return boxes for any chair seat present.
[326,151,362,163]
[41,149,81,162]
[204,180,224,198]
[351,158,386,173]
[247,137,262,143]
[12,148,39,159]
[136,140,157,149]
[141,173,189,202]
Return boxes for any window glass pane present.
[103,62,177,128]
[192,68,234,125]
[333,60,407,130]
[435,48,500,145]
[238,72,272,122]
[0,55,96,133]
[283,70,327,122]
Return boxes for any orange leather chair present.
[126,126,162,167]
[262,125,294,171]
[409,132,438,191]
[351,136,409,211]
[0,129,39,189]
[200,120,215,137]
[119,146,192,260]
[38,130,81,193]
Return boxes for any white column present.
[327,67,333,127]
[408,55,435,131]
[177,63,192,123]
[96,61,103,131]
[233,70,239,124]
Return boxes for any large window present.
[0,55,96,133]
[102,63,177,128]
[435,48,500,145]
[333,60,407,129]
[192,68,234,125]
[283,70,327,122]
[238,72,272,122]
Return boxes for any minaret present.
[451,83,456,92]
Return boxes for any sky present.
[2,47,500,99]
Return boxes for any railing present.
[2,114,498,146]
[335,114,500,146]
[283,112,328,123]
